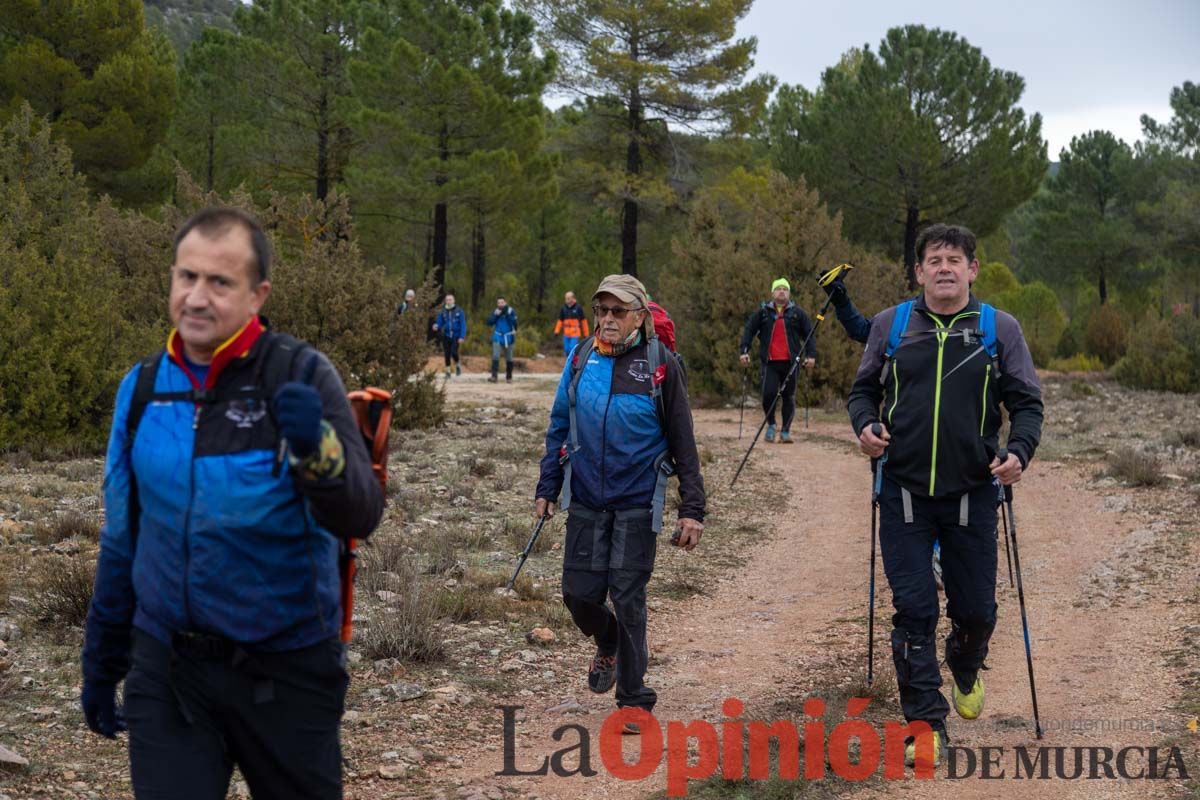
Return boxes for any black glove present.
[82,681,127,739]
[273,382,324,459]
[820,275,848,304]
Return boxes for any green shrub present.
[1047,354,1105,373]
[0,107,160,452]
[664,170,902,402]
[1113,315,1200,393]
[997,281,1066,367]
[1084,304,1128,366]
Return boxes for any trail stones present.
[0,744,28,772]
[526,627,555,645]
[386,682,426,702]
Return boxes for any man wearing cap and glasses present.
[739,277,817,443]
[534,274,706,727]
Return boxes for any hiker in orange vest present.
[555,291,590,356]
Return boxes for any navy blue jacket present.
[82,330,384,685]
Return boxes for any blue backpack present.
[884,299,999,368]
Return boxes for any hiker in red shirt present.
[739,278,816,443]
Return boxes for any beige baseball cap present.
[591,274,656,340]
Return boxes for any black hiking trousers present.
[761,359,797,431]
[123,629,348,800]
[878,477,998,734]
[561,505,658,712]
[442,338,461,368]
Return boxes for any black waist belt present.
[172,631,238,661]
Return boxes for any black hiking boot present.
[588,650,617,694]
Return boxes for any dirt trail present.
[438,374,1197,799]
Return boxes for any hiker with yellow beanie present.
[739,277,816,443]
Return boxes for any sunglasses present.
[592,303,643,320]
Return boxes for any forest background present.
[0,0,1196,449]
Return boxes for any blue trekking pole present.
[867,422,886,687]
[997,448,1044,739]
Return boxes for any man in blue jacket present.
[535,274,705,726]
[80,207,384,800]
[433,293,468,377]
[486,296,518,383]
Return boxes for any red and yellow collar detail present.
[167,316,265,391]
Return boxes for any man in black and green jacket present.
[847,224,1043,760]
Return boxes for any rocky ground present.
[0,369,1196,799]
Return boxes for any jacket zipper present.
[928,311,978,496]
[183,403,201,625]
[599,358,612,506]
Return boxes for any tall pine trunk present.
[471,211,486,309]
[205,111,215,192]
[903,205,919,288]
[536,209,549,314]
[315,42,332,201]
[431,123,449,291]
[621,40,642,278]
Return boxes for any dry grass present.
[25,555,95,630]
[357,559,446,663]
[1164,428,1200,449]
[1107,447,1166,487]
[29,510,100,545]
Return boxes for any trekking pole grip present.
[997,448,1014,502]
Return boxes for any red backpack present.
[647,301,676,352]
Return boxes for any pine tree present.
[767,25,1046,285]
[1016,131,1137,305]
[0,0,177,203]
[230,0,362,201]
[520,0,773,278]
[350,0,555,294]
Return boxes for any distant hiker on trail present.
[398,288,416,315]
[554,291,589,356]
[739,278,817,444]
[81,207,384,799]
[848,223,1044,766]
[433,293,468,377]
[486,297,518,383]
[535,274,705,730]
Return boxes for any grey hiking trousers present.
[561,505,658,711]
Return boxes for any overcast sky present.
[736,0,1199,157]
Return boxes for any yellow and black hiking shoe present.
[953,677,985,720]
[904,729,944,768]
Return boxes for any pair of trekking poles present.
[866,430,1043,738]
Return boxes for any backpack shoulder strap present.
[258,331,315,392]
[125,351,168,450]
[565,336,596,452]
[885,300,916,359]
[979,303,998,359]
[647,337,670,433]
